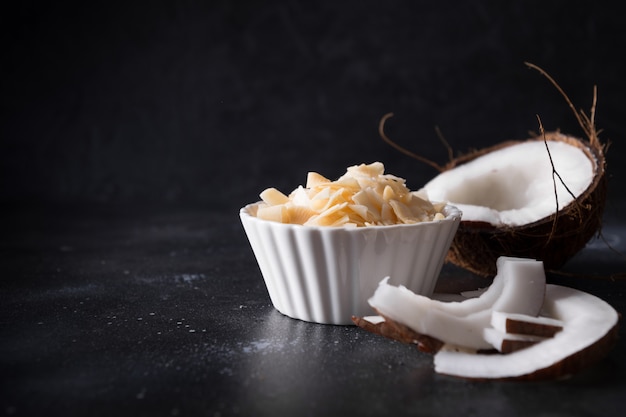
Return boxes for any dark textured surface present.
[1,204,625,417]
[2,1,626,416]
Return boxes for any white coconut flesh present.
[491,310,564,337]
[364,255,619,379]
[482,328,549,353]
[483,313,565,354]
[420,141,594,226]
[434,284,619,380]
[367,257,546,350]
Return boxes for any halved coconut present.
[379,65,608,277]
[420,131,607,276]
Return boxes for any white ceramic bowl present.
[240,202,462,325]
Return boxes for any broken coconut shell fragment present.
[352,315,443,353]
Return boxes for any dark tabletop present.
[2,201,626,417]
[2,1,626,416]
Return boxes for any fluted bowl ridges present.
[240,202,462,325]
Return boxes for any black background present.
[2,0,625,209]
[2,2,626,416]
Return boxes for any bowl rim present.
[239,201,462,231]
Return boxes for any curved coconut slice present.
[434,284,620,380]
[420,132,606,277]
[367,257,546,350]
[370,257,543,317]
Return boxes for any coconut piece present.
[491,311,564,338]
[434,284,620,380]
[420,132,607,277]
[354,285,619,380]
[260,187,290,206]
[371,256,542,318]
[355,252,618,380]
[366,257,546,350]
[482,328,548,353]
[352,315,444,353]
[484,312,563,353]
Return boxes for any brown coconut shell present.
[351,314,444,353]
[443,131,607,277]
